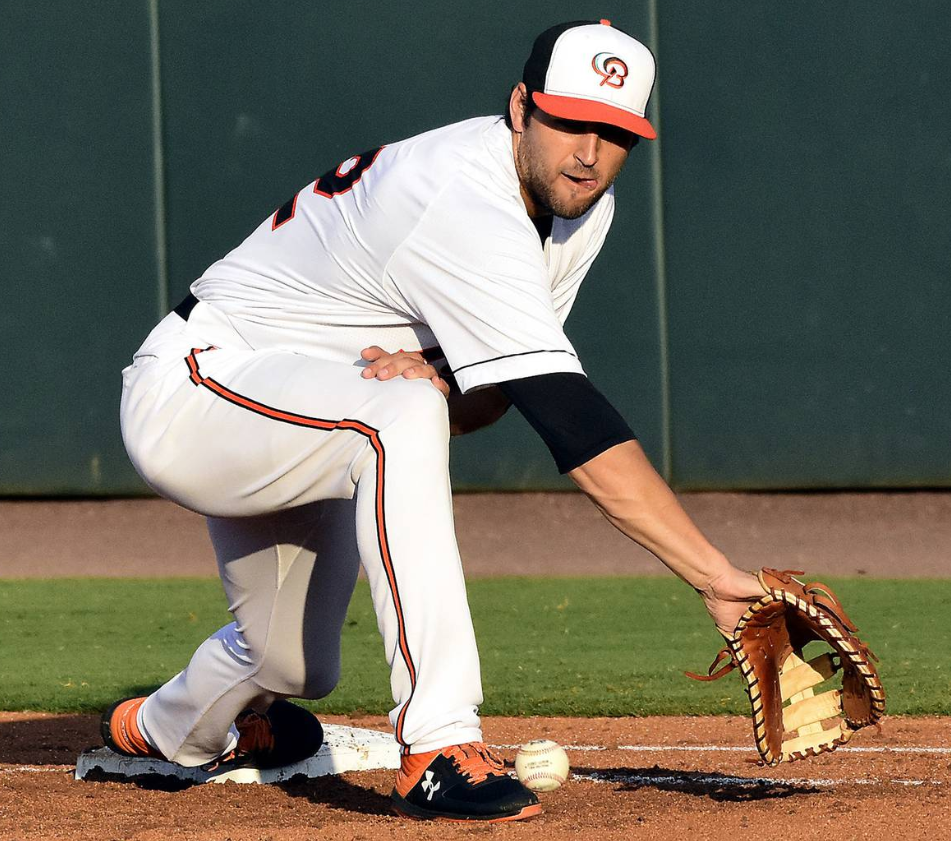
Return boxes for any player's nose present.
[574,132,600,168]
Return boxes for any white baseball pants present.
[120,304,483,765]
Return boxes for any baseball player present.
[103,20,764,822]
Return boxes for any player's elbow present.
[448,387,511,436]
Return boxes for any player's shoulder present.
[389,115,504,154]
[385,117,513,189]
[378,116,527,228]
[381,116,504,176]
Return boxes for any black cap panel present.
[522,20,599,92]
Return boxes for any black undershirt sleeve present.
[498,372,637,474]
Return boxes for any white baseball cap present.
[522,19,657,139]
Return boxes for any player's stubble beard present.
[514,130,617,221]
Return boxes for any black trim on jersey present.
[452,348,578,375]
[498,372,636,474]
[173,292,199,321]
[272,192,299,229]
[532,215,554,244]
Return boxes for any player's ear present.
[509,83,531,133]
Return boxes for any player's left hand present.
[697,566,768,638]
[360,346,451,398]
[688,569,886,766]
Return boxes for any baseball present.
[514,739,570,791]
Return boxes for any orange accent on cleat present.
[103,697,163,758]
[391,742,540,822]
[202,710,280,772]
[394,748,442,796]
[395,742,505,796]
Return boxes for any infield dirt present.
[2,712,949,840]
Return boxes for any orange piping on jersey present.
[186,346,218,384]
[184,347,419,750]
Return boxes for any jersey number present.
[272,146,384,230]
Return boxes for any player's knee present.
[254,646,340,699]
[386,380,450,437]
[300,660,341,701]
[349,381,450,483]
[257,663,339,700]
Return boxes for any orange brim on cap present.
[532,91,656,140]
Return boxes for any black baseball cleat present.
[101,696,323,770]
[203,699,324,772]
[391,742,541,822]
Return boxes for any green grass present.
[0,577,946,716]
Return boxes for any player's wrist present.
[688,553,745,597]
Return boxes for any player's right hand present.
[360,346,451,399]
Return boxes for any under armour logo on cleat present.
[421,770,441,801]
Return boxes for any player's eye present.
[599,126,637,150]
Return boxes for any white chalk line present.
[0,765,71,775]
[489,743,951,790]
[493,743,951,755]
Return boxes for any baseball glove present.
[688,568,886,766]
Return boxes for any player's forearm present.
[568,439,732,590]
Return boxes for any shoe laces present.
[201,711,274,772]
[235,711,275,755]
[443,742,506,785]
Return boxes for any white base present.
[75,723,400,784]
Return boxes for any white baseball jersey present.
[120,114,619,764]
[191,116,615,393]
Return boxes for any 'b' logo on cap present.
[591,53,628,88]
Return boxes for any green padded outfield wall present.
[1,2,948,494]
[0,2,161,494]
[658,3,951,489]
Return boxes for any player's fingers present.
[399,363,441,382]
[402,365,451,398]
[360,345,387,362]
[398,364,450,398]
[363,356,431,381]
[362,346,425,363]
[361,347,426,375]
